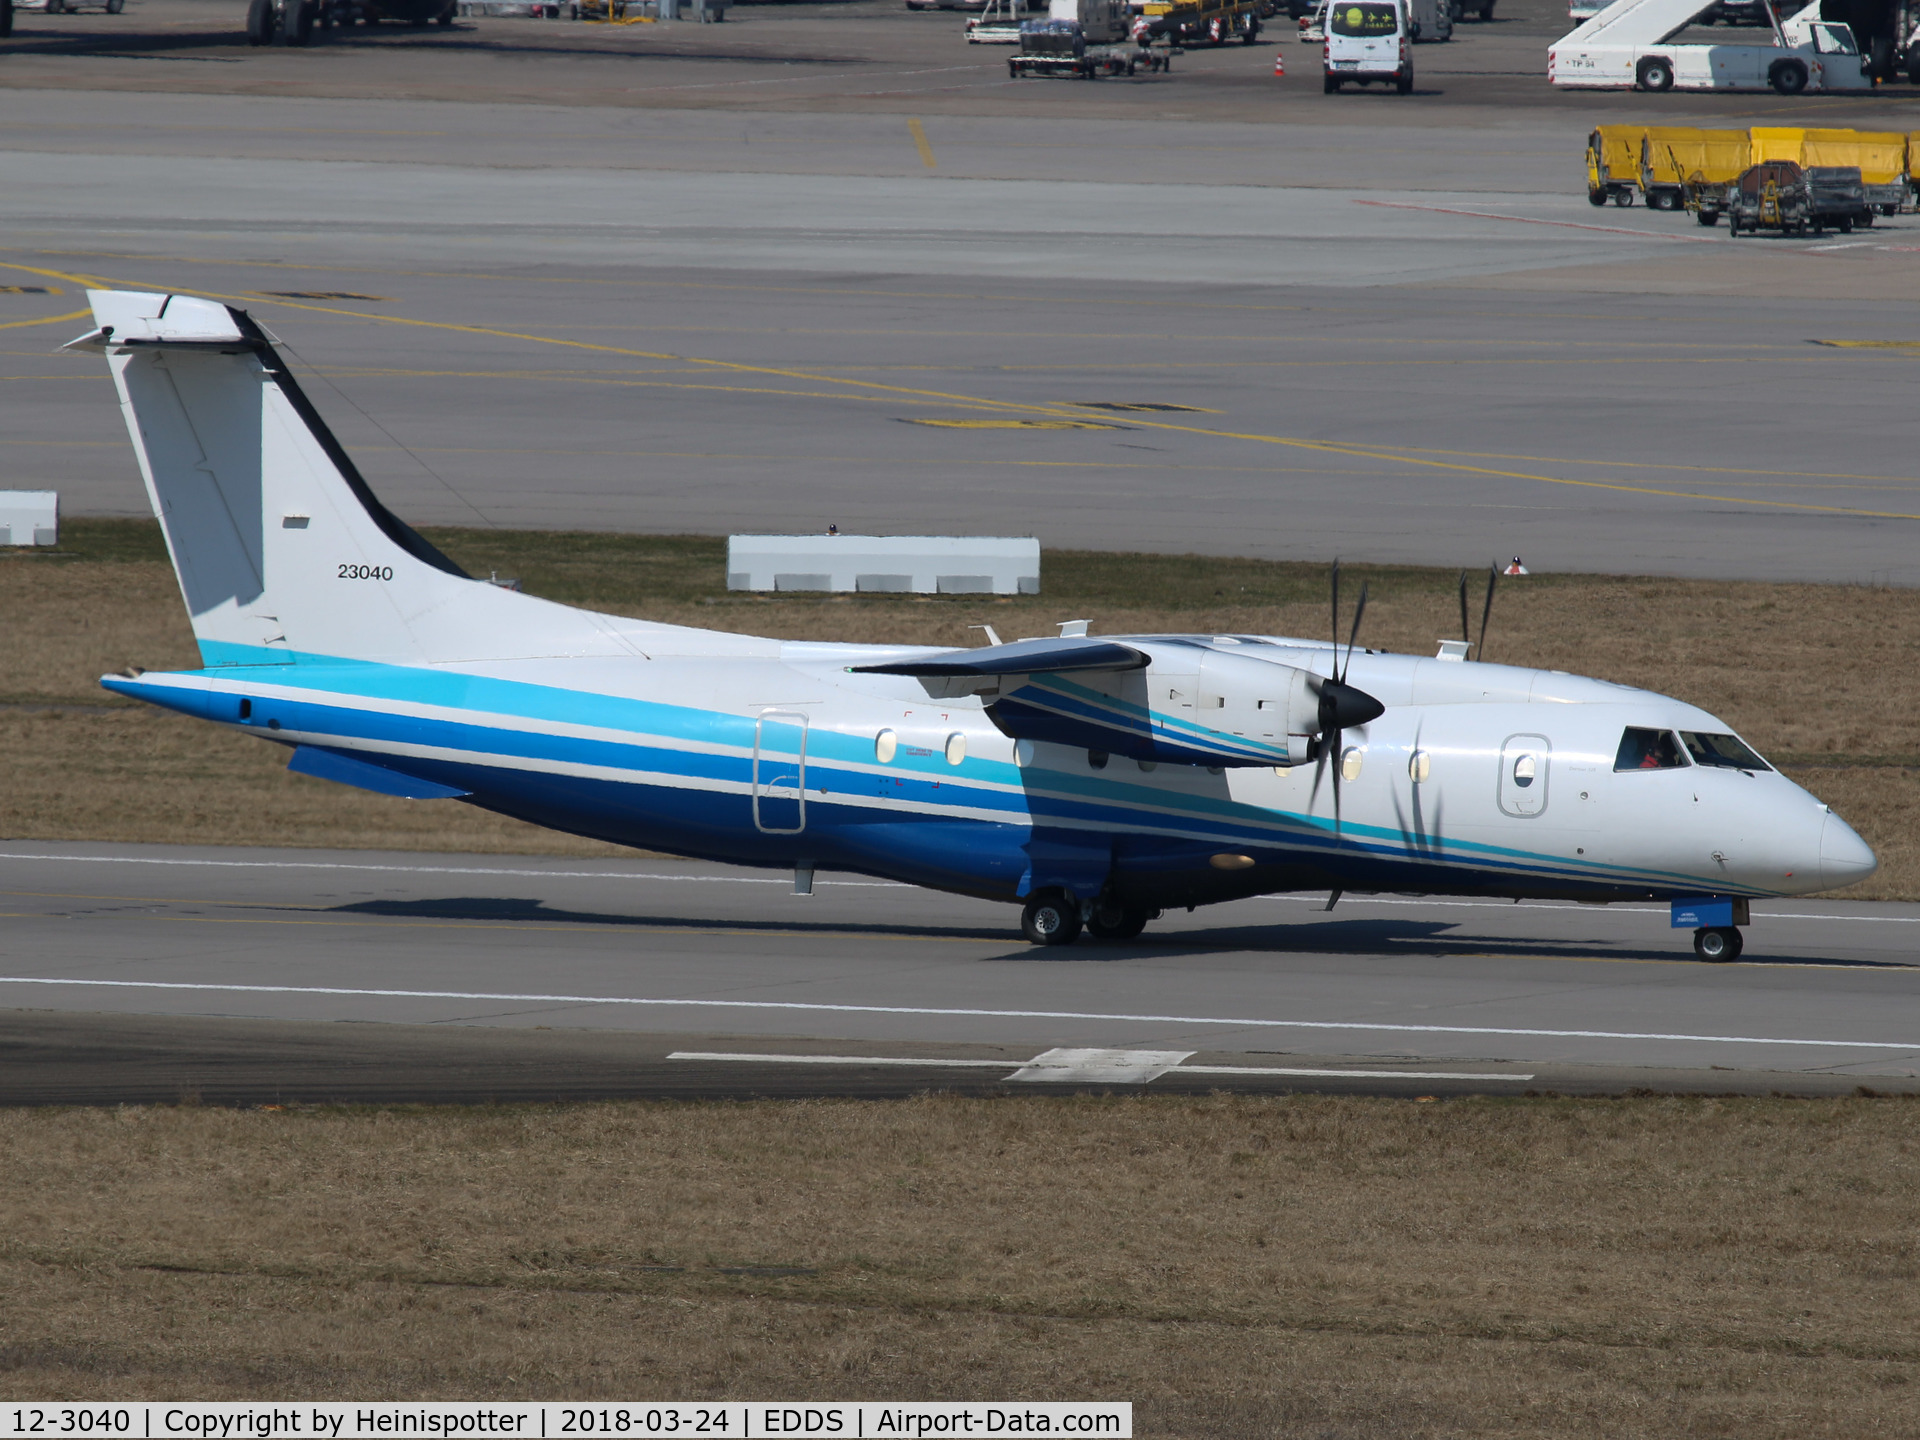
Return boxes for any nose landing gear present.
[1693,926,1744,962]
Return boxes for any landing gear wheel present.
[1693,926,1743,962]
[1087,905,1154,943]
[1021,890,1083,947]
[246,0,273,43]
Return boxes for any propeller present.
[1477,561,1499,664]
[1309,559,1386,833]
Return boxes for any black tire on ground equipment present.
[246,0,273,43]
[437,3,453,20]
[1324,72,1339,91]
[1769,59,1807,93]
[1,0,15,32]
[107,0,124,12]
[1636,55,1674,90]
[1021,890,1082,946]
[1478,0,1491,16]
[1693,926,1742,962]
[1588,189,1607,206]
[1697,209,1718,225]
[46,0,63,12]
[1397,68,1412,92]
[1612,188,1631,206]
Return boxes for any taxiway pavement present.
[3,843,1916,1103]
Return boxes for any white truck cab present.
[1550,0,1868,92]
[1324,0,1414,90]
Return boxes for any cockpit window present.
[1681,731,1771,772]
[1615,727,1687,771]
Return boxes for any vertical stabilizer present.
[73,289,668,669]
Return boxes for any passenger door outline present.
[753,709,809,834]
[1498,733,1551,818]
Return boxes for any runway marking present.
[29,258,1920,525]
[1352,199,1723,244]
[908,117,936,171]
[668,1049,1536,1082]
[1,855,1909,928]
[0,308,89,331]
[0,977,1911,1050]
[0,852,902,886]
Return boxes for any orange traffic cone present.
[1274,52,1285,75]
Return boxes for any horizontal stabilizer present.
[288,745,471,799]
[853,637,1149,678]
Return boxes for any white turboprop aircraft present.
[71,289,1877,960]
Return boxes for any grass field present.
[2,1092,1915,1435]
[4,520,1916,894]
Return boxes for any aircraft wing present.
[851,637,1149,678]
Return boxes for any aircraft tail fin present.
[76,290,538,667]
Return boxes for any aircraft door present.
[753,709,808,834]
[1498,734,1550,818]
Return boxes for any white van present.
[1323,0,1414,89]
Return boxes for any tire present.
[437,3,453,19]
[46,0,62,12]
[1324,72,1339,91]
[1693,926,1743,962]
[0,0,11,37]
[1769,60,1807,94]
[1588,189,1607,207]
[246,0,272,42]
[1087,905,1153,943]
[106,0,124,11]
[1612,188,1631,206]
[1396,68,1411,92]
[1636,56,1674,91]
[1477,0,1491,16]
[1696,209,1718,226]
[1021,890,1082,947]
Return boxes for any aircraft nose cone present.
[1820,810,1878,889]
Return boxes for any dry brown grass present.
[1,1093,1916,1435]
[5,522,1917,892]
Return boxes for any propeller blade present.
[1329,724,1342,834]
[1329,558,1341,660]
[1342,581,1369,683]
[1478,563,1499,664]
[1457,569,1470,647]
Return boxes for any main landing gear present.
[1019,888,1158,946]
[1693,926,1744,962]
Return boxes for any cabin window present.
[1340,746,1364,782]
[1614,726,1687,771]
[1680,731,1771,772]
[944,732,966,766]
[1408,750,1430,783]
[1512,753,1536,788]
[875,729,897,764]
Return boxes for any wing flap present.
[852,637,1149,678]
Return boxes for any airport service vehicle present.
[1130,0,1264,46]
[1639,125,1747,215]
[1725,159,1819,233]
[1805,164,1869,228]
[1299,0,1327,40]
[13,0,125,12]
[1751,125,1909,213]
[1550,0,1869,92]
[967,0,1042,41]
[1587,124,1644,204]
[69,288,1878,959]
[1010,0,1164,76]
[1324,0,1414,90]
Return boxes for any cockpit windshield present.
[1615,726,1687,771]
[1681,731,1771,772]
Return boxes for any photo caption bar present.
[0,1405,1130,1440]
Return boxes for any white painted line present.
[669,1051,1535,1082]
[0,852,903,888]
[670,1051,1013,1068]
[1263,894,1920,925]
[5,853,1910,925]
[1004,1047,1194,1083]
[1180,1064,1533,1080]
[0,976,1911,1050]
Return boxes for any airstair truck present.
[1550,0,1870,91]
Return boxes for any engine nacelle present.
[988,645,1323,767]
